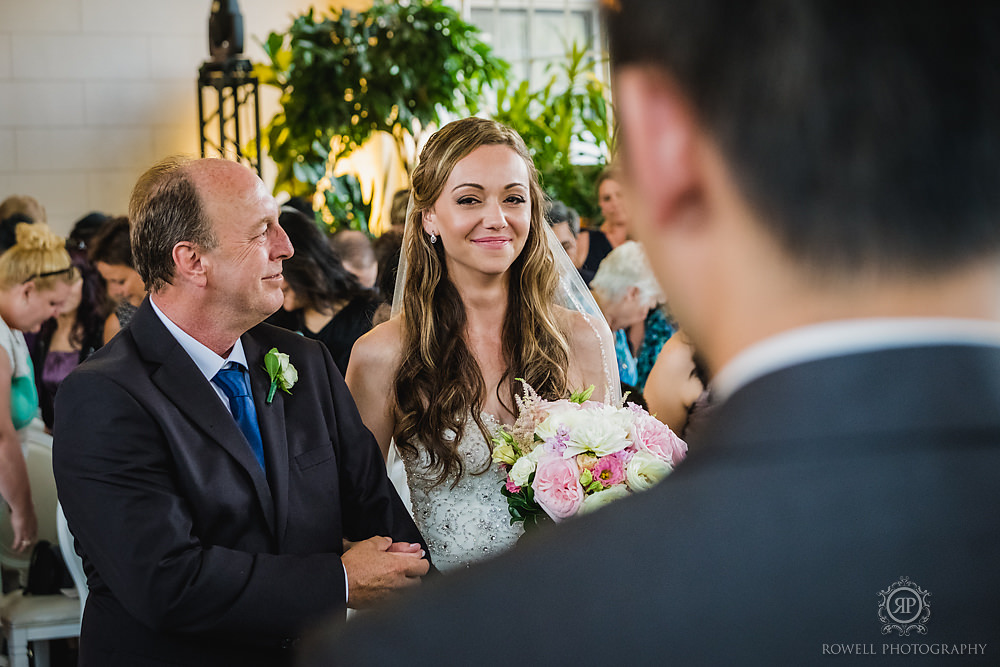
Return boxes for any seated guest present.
[371,229,403,327]
[574,166,630,276]
[546,200,595,284]
[590,240,664,389]
[283,195,315,221]
[0,195,46,253]
[29,245,110,430]
[67,211,109,252]
[88,216,146,341]
[642,329,710,438]
[388,189,409,235]
[329,229,377,288]
[53,156,429,667]
[0,196,45,225]
[0,223,77,554]
[633,302,675,391]
[278,209,380,375]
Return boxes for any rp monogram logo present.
[878,576,931,636]
[894,596,917,616]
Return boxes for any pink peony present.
[630,406,687,467]
[531,455,584,521]
[505,476,521,494]
[592,455,626,488]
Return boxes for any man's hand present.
[343,536,429,609]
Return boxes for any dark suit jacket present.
[53,300,426,667]
[309,344,1000,665]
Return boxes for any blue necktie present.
[212,363,266,472]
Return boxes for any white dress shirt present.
[149,297,248,415]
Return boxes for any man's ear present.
[171,242,207,287]
[615,67,701,232]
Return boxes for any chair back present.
[0,427,58,574]
[56,503,86,621]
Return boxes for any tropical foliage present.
[493,42,614,223]
[256,0,507,206]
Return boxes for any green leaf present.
[264,348,280,375]
[569,385,595,404]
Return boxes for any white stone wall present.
[0,0,334,235]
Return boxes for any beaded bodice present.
[399,414,524,572]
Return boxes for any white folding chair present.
[0,431,83,667]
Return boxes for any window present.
[462,0,602,86]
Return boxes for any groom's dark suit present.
[314,344,1000,665]
[53,300,425,667]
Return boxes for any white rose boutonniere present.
[264,348,298,404]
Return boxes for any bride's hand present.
[343,536,429,609]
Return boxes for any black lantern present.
[209,0,244,63]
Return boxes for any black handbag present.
[24,540,73,595]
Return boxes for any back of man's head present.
[129,156,216,293]
[607,1,1000,277]
[330,229,375,269]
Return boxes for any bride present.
[347,117,619,572]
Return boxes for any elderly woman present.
[590,240,669,391]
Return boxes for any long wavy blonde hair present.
[394,118,570,485]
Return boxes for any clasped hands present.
[342,536,430,609]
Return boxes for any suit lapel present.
[131,301,277,537]
[243,332,290,543]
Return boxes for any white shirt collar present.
[711,317,1000,402]
[149,296,249,382]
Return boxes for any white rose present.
[563,407,632,457]
[578,484,630,515]
[280,361,298,388]
[625,450,673,491]
[508,455,537,487]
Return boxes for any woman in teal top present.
[590,241,664,394]
[0,222,77,554]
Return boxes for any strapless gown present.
[393,414,524,572]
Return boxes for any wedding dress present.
[394,413,522,572]
[387,223,620,571]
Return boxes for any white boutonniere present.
[264,348,298,404]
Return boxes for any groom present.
[52,156,430,667]
[303,1,1000,664]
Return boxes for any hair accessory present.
[429,232,437,244]
[24,266,74,283]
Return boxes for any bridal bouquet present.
[491,383,687,526]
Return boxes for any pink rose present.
[630,407,687,466]
[531,455,584,521]
[592,455,626,488]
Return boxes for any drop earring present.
[429,232,437,244]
